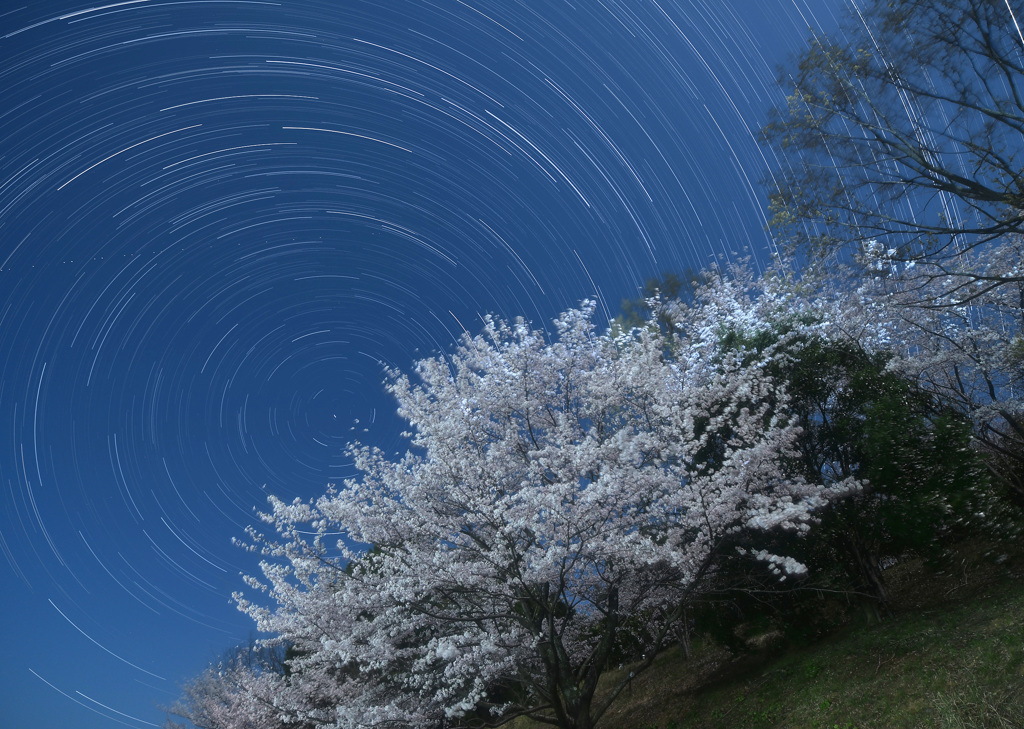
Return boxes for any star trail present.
[0,1,847,726]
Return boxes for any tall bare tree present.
[761,0,1024,299]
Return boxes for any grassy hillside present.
[509,548,1024,729]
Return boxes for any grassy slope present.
[509,551,1024,729]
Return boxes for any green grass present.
[508,553,1024,729]
[671,581,1024,729]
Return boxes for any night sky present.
[0,2,847,727]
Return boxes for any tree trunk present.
[844,531,892,620]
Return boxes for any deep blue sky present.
[0,1,848,726]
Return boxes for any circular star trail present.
[0,1,848,727]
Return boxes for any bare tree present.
[761,0,1024,298]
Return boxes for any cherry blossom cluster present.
[219,271,849,729]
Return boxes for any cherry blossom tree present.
[164,643,295,729]
[610,257,1013,632]
[849,239,1024,504]
[231,293,843,729]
